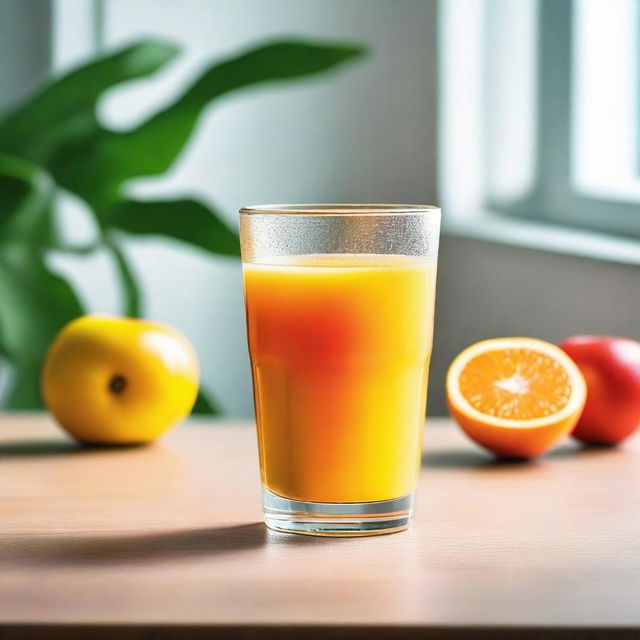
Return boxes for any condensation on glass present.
[240,204,440,264]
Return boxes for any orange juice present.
[243,254,436,503]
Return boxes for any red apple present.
[560,336,640,445]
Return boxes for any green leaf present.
[5,365,43,409]
[0,154,55,247]
[0,251,84,408]
[43,39,366,213]
[110,198,239,257]
[0,156,38,221]
[192,388,220,416]
[101,40,367,182]
[106,240,143,318]
[0,40,180,162]
[0,333,10,361]
[0,154,83,407]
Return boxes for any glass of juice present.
[240,204,440,536]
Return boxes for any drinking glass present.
[240,204,440,536]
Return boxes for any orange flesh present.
[458,348,573,420]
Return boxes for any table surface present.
[1,415,639,639]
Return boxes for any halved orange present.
[447,338,587,458]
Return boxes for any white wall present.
[0,0,51,113]
[52,0,439,415]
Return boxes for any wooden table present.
[1,415,639,639]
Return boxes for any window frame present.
[439,0,640,262]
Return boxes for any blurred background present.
[0,0,638,418]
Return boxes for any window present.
[440,0,640,245]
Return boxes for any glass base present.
[262,488,414,537]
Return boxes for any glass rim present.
[239,203,440,216]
